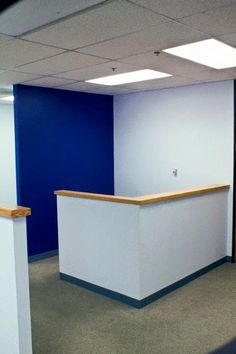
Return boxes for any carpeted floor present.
[29,257,236,354]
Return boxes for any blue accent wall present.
[14,84,114,257]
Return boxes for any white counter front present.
[55,185,229,307]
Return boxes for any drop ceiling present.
[0,0,235,95]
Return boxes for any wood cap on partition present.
[54,184,230,205]
[0,205,31,218]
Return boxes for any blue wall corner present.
[14,84,114,256]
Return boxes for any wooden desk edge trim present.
[54,184,230,205]
[0,206,31,218]
[54,190,138,205]
[137,184,230,205]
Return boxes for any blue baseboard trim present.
[28,249,58,263]
[60,256,229,308]
[226,256,233,263]
[140,256,228,308]
[60,273,141,308]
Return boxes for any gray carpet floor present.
[29,257,236,354]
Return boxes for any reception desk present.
[55,184,229,308]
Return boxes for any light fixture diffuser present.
[0,95,14,101]
[86,69,172,86]
[163,39,236,69]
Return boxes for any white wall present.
[0,103,17,204]
[114,81,234,255]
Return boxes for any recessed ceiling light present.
[0,95,14,102]
[86,69,172,86]
[163,39,236,69]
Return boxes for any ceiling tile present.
[118,75,199,90]
[0,39,64,70]
[57,84,137,95]
[130,0,236,19]
[0,0,105,36]
[55,61,141,80]
[22,76,77,88]
[15,52,108,76]
[22,0,167,50]
[79,21,208,60]
[0,34,14,47]
[218,32,236,46]
[180,67,236,81]
[179,4,236,36]
[119,51,210,75]
[55,81,102,92]
[0,71,40,85]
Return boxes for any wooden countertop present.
[55,184,230,206]
[0,205,31,218]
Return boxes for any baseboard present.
[140,256,228,307]
[60,272,141,308]
[28,249,58,263]
[60,256,228,309]
[226,256,233,263]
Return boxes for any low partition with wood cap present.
[55,184,230,308]
[0,204,31,218]
[0,203,32,354]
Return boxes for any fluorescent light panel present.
[0,95,14,101]
[163,39,236,69]
[86,69,172,86]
